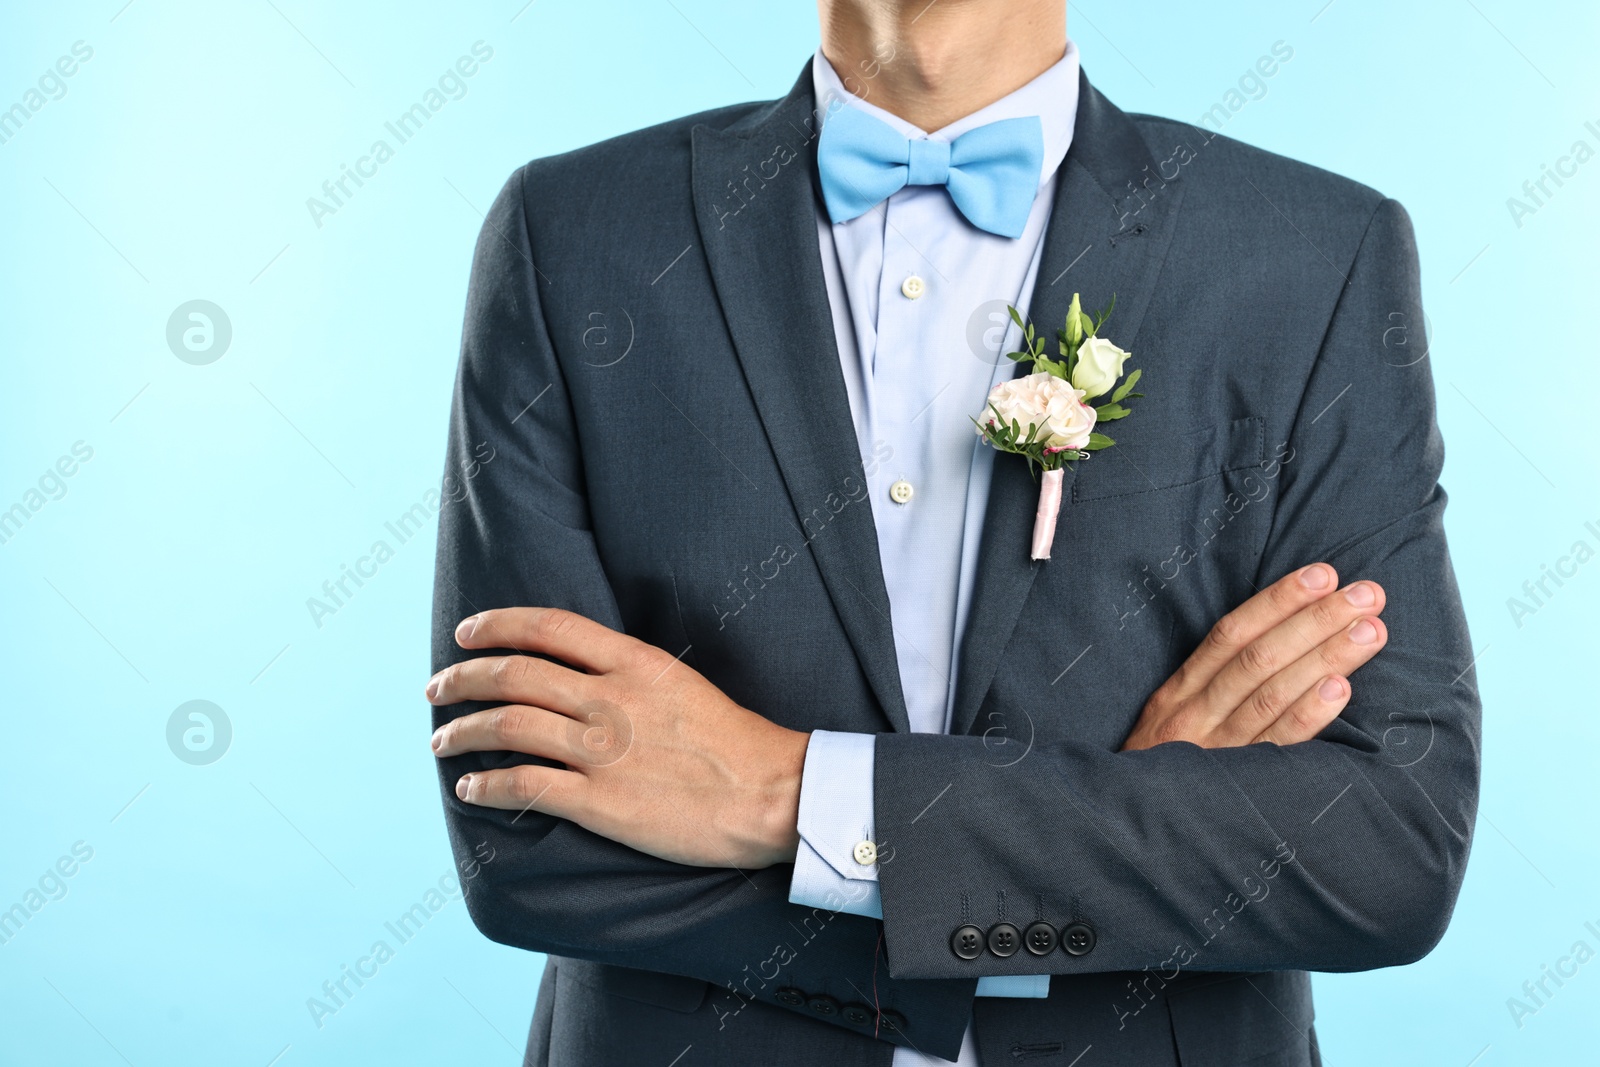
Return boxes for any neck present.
[818,0,1067,131]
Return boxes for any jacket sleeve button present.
[987,922,1021,957]
[1023,920,1058,956]
[775,986,806,1006]
[807,993,841,1017]
[1061,921,1097,956]
[950,924,985,960]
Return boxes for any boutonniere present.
[972,293,1143,560]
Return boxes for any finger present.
[453,607,640,674]
[426,652,596,711]
[1214,615,1389,746]
[432,704,573,761]
[1172,564,1341,695]
[1198,580,1386,721]
[1253,675,1350,746]
[454,762,587,815]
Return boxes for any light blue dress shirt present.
[789,41,1081,1066]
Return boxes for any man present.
[426,1,1480,1063]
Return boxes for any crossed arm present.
[427,565,1391,870]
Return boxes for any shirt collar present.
[810,37,1080,190]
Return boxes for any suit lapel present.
[691,68,913,734]
[688,66,1186,739]
[948,72,1187,738]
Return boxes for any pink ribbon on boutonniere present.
[1031,468,1065,561]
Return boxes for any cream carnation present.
[977,371,1097,452]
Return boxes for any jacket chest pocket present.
[1071,415,1263,503]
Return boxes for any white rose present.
[977,371,1097,452]
[1071,336,1131,400]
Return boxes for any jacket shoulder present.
[516,99,769,201]
[1127,111,1388,230]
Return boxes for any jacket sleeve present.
[430,166,977,1058]
[871,197,1481,982]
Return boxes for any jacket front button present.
[987,922,1021,957]
[1061,921,1097,956]
[950,924,984,960]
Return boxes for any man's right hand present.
[1122,563,1388,752]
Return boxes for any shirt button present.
[888,479,914,505]
[852,840,877,865]
[900,275,926,299]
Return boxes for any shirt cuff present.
[787,731,882,918]
[976,975,1051,998]
[794,730,881,881]
[790,837,882,918]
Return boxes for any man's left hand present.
[426,608,809,870]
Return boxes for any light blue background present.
[1,1,1595,1064]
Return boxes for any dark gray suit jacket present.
[430,62,1480,1067]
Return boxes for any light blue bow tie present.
[817,105,1045,239]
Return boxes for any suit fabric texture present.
[430,62,1480,1067]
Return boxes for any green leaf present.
[1094,403,1132,421]
[1082,432,1116,451]
[1008,305,1025,330]
[1110,367,1142,403]
[1092,294,1118,334]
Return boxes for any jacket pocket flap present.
[1072,415,1263,503]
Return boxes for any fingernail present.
[431,728,445,753]
[425,676,442,701]
[1318,677,1345,702]
[1344,582,1376,607]
[456,774,471,800]
[455,616,478,643]
[1349,619,1378,644]
[1299,564,1331,590]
